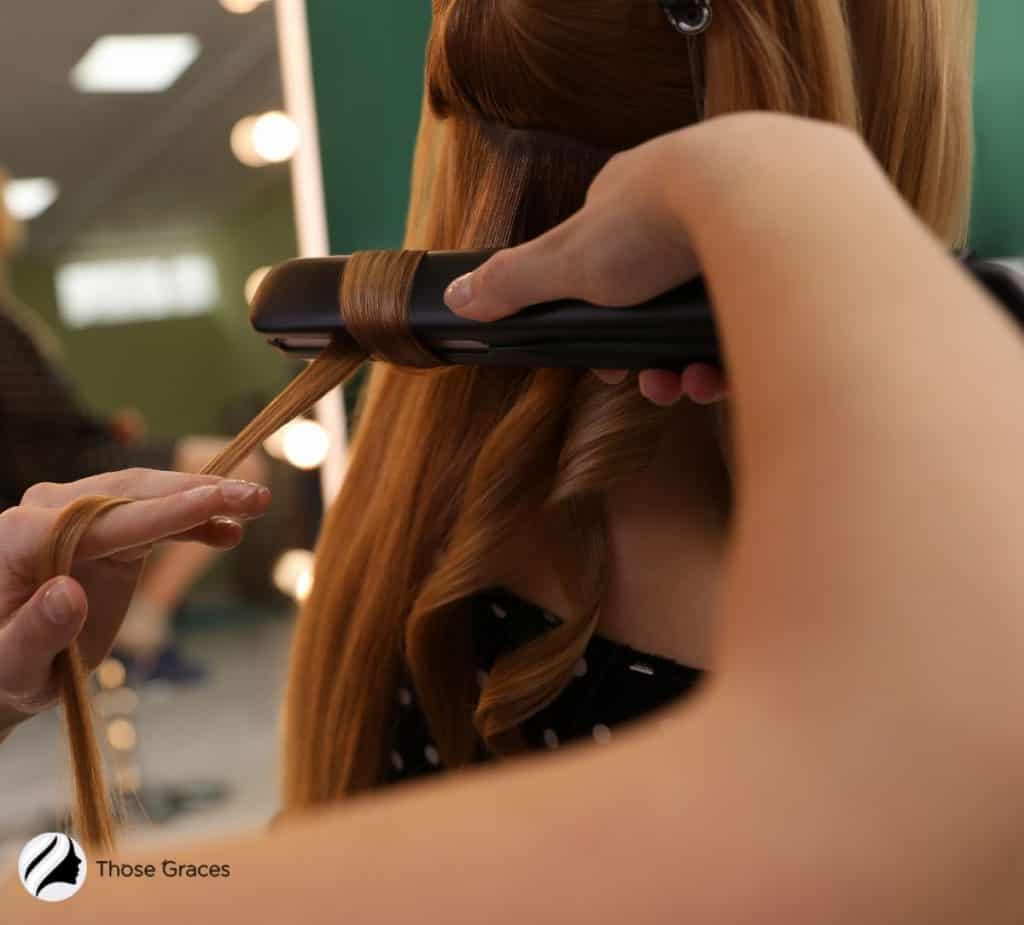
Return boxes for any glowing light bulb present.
[219,0,269,13]
[231,111,299,167]
[282,419,329,470]
[252,111,299,162]
[97,658,126,690]
[4,177,58,220]
[273,549,315,603]
[264,418,329,470]
[107,718,138,751]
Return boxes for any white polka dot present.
[476,670,489,688]
[425,744,440,766]
[592,724,612,744]
[391,750,405,771]
[629,662,655,676]
[491,603,508,619]
[397,687,413,706]
[573,658,588,678]
[543,729,559,749]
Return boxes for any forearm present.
[6,688,1016,924]
[667,116,1024,894]
[673,117,1023,468]
[0,702,854,925]
[672,116,1024,691]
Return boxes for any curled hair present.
[46,0,975,844]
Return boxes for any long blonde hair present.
[46,0,975,849]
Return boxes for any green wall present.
[303,1,1020,259]
[9,179,299,440]
[971,0,1024,258]
[306,1,432,254]
[305,1,433,420]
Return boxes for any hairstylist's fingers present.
[20,469,228,510]
[0,577,87,713]
[88,513,247,566]
[74,482,270,561]
[638,370,687,406]
[635,365,729,406]
[445,138,701,322]
[445,226,584,322]
[108,546,155,564]
[593,370,629,385]
[113,517,245,559]
[108,521,244,564]
[680,363,730,405]
[169,517,245,548]
[593,364,729,404]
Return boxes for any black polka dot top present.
[383,587,707,783]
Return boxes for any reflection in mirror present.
[0,1,321,856]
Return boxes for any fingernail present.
[209,516,243,544]
[183,484,219,504]
[210,516,245,542]
[43,579,78,627]
[444,273,474,311]
[221,481,264,504]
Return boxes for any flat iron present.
[250,250,1024,370]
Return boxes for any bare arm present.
[7,115,1022,923]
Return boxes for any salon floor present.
[0,616,293,865]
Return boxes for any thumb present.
[0,577,87,710]
[444,224,583,322]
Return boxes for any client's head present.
[415,0,974,247]
[278,0,977,811]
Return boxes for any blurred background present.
[0,0,348,854]
[0,0,1022,858]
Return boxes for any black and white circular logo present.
[18,833,87,902]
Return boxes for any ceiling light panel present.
[71,35,201,93]
[56,255,220,328]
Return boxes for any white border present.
[275,0,348,504]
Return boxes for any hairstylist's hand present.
[0,470,271,741]
[443,133,729,406]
